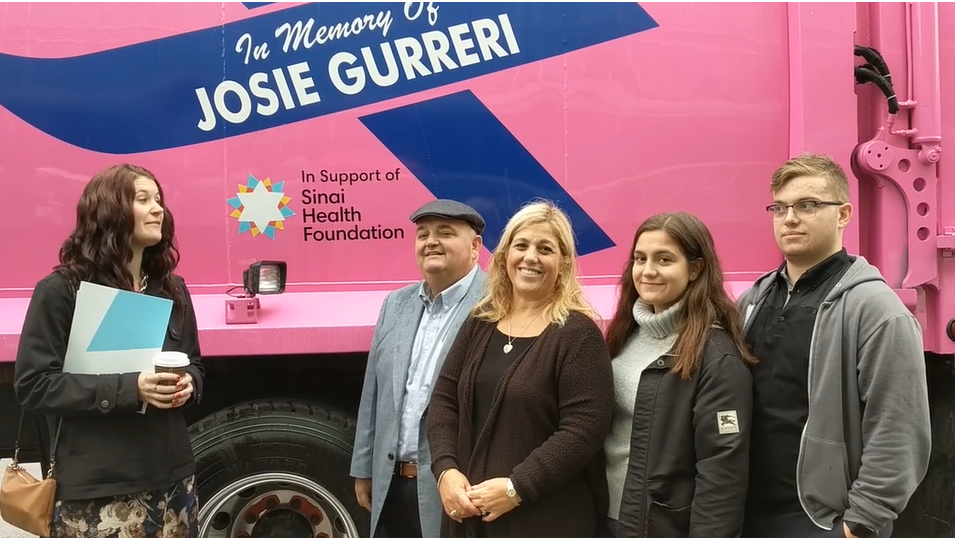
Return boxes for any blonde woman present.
[426,200,614,538]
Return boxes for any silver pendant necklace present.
[504,310,544,354]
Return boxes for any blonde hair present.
[770,153,850,203]
[472,200,596,326]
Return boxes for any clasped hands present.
[137,372,194,409]
[438,469,518,524]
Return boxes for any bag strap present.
[9,274,71,477]
[11,410,63,479]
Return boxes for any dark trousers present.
[378,475,423,538]
[602,512,892,538]
[743,511,893,538]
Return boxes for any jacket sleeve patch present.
[717,410,740,434]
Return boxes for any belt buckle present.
[396,461,417,479]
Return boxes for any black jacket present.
[13,271,205,501]
[615,328,753,538]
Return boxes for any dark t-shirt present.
[472,329,536,443]
[746,249,852,515]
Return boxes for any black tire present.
[189,399,369,538]
[894,357,955,538]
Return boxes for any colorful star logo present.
[226,173,295,239]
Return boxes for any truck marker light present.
[225,261,288,325]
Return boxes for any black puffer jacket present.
[615,328,753,538]
[14,271,205,501]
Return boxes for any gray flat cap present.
[410,199,486,235]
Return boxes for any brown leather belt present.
[395,461,417,479]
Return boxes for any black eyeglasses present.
[765,200,844,221]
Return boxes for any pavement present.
[0,459,43,538]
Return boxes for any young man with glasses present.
[738,153,931,538]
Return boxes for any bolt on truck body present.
[0,2,953,537]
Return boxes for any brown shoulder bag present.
[0,411,62,537]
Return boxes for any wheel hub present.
[198,473,359,538]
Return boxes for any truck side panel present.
[0,2,881,359]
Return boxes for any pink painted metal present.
[853,2,955,354]
[0,2,952,361]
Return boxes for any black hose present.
[855,65,899,114]
[854,45,893,87]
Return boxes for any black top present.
[471,329,535,443]
[13,270,205,501]
[745,249,852,515]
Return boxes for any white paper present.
[63,282,174,414]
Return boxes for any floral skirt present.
[51,475,198,538]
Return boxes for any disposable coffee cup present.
[153,351,190,386]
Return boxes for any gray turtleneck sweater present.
[605,299,682,519]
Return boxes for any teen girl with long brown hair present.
[600,212,756,538]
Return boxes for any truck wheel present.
[189,399,368,538]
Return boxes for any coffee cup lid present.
[153,351,190,368]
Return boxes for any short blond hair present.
[770,153,850,202]
[472,200,595,326]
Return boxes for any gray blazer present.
[351,268,488,538]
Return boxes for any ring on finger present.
[449,509,458,517]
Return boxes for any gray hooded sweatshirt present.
[737,256,931,533]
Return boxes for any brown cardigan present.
[426,310,614,538]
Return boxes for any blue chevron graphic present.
[359,90,615,256]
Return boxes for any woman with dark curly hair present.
[13,163,204,538]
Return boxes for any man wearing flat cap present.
[352,199,488,538]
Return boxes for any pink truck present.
[0,2,953,537]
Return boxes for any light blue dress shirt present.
[397,264,479,461]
